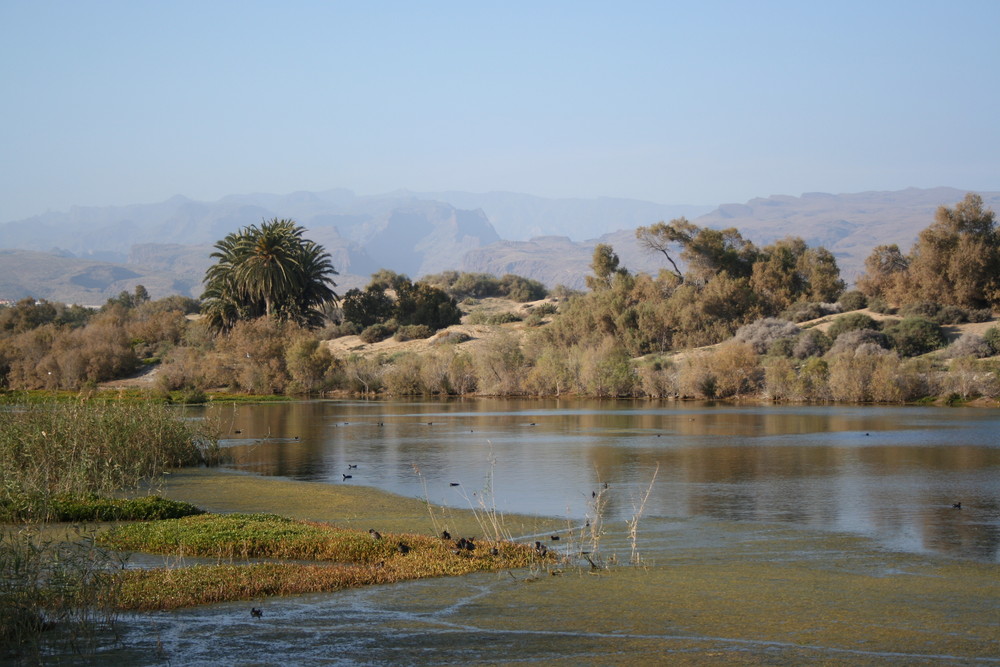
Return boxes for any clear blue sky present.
[1,0,997,222]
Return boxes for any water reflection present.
[188,399,1000,561]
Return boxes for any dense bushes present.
[423,271,548,302]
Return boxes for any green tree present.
[201,218,338,333]
[586,244,628,290]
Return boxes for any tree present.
[636,218,758,285]
[201,218,338,333]
[586,244,628,290]
[340,272,461,332]
[858,194,1000,309]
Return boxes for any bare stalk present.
[627,462,659,566]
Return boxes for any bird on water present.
[250,607,263,618]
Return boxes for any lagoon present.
[202,399,1000,563]
[80,399,1000,666]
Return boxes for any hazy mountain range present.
[0,187,995,305]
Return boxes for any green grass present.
[0,494,204,523]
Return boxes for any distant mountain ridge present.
[0,187,996,302]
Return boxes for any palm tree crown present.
[201,219,338,332]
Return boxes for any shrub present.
[466,311,523,325]
[324,321,360,339]
[868,297,894,314]
[394,324,434,341]
[935,305,969,325]
[899,301,941,320]
[767,337,796,358]
[359,323,395,344]
[968,308,993,323]
[792,328,833,359]
[827,329,890,356]
[734,318,800,353]
[781,301,840,323]
[944,334,992,359]
[532,302,559,316]
[499,274,548,302]
[837,290,868,311]
[827,312,880,341]
[432,331,471,345]
[883,317,946,357]
[985,326,1000,355]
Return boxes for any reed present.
[0,526,123,661]
[627,463,659,565]
[0,398,218,522]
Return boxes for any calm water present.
[194,399,1000,563]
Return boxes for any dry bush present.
[943,333,992,359]
[677,352,717,399]
[382,353,426,396]
[637,360,679,398]
[284,338,335,394]
[708,341,763,397]
[472,333,526,395]
[446,350,477,395]
[828,328,890,356]
[734,318,800,354]
[579,338,638,397]
[763,356,797,400]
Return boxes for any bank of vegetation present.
[0,196,996,404]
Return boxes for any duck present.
[441,530,451,540]
[343,474,352,480]
[397,541,411,554]
[250,607,263,618]
[953,502,962,509]
[369,529,382,540]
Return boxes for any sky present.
[1,0,998,222]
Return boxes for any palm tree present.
[201,219,338,333]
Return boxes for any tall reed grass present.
[0,398,217,521]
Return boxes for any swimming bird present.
[347,464,358,469]
[953,502,962,509]
[250,607,263,618]
[234,429,242,434]
[551,535,560,541]
[450,482,460,487]
[369,529,382,540]
[343,474,352,480]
